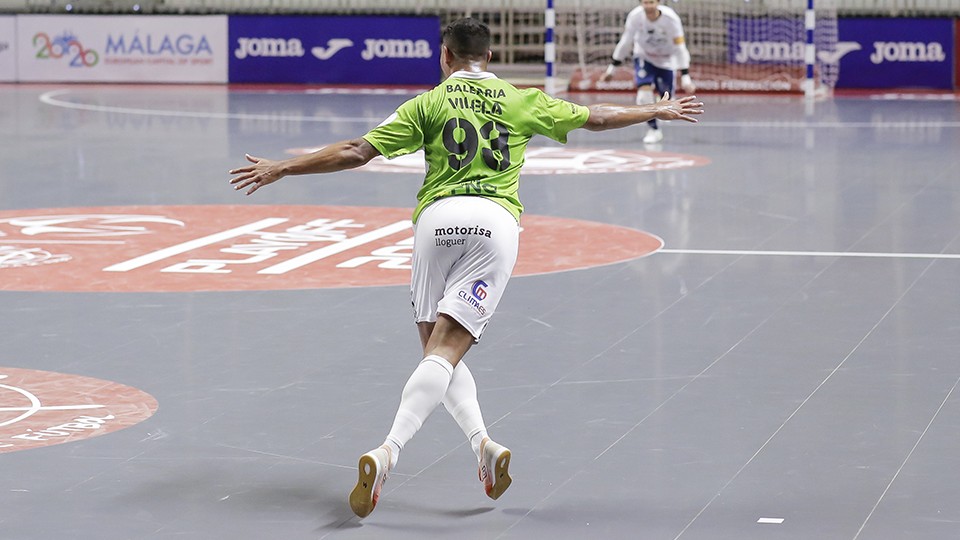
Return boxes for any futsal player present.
[229,17,703,518]
[602,0,697,144]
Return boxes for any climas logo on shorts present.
[471,280,488,301]
[459,280,488,316]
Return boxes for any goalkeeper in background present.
[602,0,696,144]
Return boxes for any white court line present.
[0,404,104,412]
[0,240,126,245]
[103,218,289,272]
[853,373,960,540]
[38,90,381,123]
[495,255,757,540]
[659,248,960,260]
[673,250,942,540]
[258,220,411,274]
[39,90,960,128]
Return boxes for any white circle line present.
[38,89,380,123]
[38,89,960,129]
[0,383,42,428]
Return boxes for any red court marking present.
[0,367,158,454]
[0,205,662,292]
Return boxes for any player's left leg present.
[440,361,487,461]
[479,436,512,500]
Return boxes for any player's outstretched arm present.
[229,138,380,195]
[582,92,703,132]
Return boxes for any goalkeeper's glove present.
[603,59,622,80]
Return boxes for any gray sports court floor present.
[1,80,959,540]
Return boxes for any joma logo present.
[869,41,946,64]
[360,39,432,61]
[734,41,803,63]
[235,37,305,59]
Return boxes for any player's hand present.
[680,73,696,94]
[229,154,285,195]
[654,92,704,123]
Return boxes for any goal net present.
[560,0,839,93]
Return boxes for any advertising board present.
[16,15,228,83]
[228,15,441,85]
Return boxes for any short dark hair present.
[442,18,491,60]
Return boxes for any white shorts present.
[411,196,520,340]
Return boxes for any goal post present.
[558,0,840,94]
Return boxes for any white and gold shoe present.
[478,437,512,500]
[349,445,391,518]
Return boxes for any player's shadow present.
[118,463,363,532]
[337,504,496,535]
[392,500,496,518]
[120,458,498,535]
[312,479,498,533]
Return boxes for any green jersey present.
[363,71,590,223]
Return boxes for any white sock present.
[383,355,454,469]
[441,362,488,460]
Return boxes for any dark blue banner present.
[834,18,953,89]
[228,15,441,85]
[725,17,953,90]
